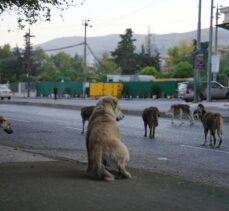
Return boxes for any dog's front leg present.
[81,120,85,134]
[179,109,184,126]
[149,126,153,139]
[118,164,132,179]
[144,122,147,137]
[202,129,208,146]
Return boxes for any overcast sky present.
[0,0,228,48]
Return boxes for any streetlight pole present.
[82,19,91,98]
[207,0,214,102]
[194,0,202,102]
[213,4,221,81]
[24,28,34,98]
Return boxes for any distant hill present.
[35,28,229,62]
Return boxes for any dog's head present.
[167,104,175,116]
[0,116,13,134]
[97,96,124,121]
[196,104,206,119]
[192,109,199,120]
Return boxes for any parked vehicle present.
[0,84,13,100]
[177,81,229,102]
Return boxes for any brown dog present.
[142,106,160,139]
[86,96,131,181]
[81,106,95,134]
[197,104,223,148]
[0,116,13,134]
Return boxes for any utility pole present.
[207,0,214,102]
[194,0,202,102]
[82,19,92,98]
[214,5,220,54]
[213,4,221,81]
[146,26,152,56]
[24,28,34,98]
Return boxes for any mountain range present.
[35,28,229,62]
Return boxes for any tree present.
[166,40,194,69]
[173,61,193,78]
[0,0,81,28]
[95,53,119,81]
[136,47,160,71]
[38,52,83,82]
[111,28,138,74]
[138,66,161,78]
[0,44,23,83]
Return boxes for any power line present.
[43,42,84,52]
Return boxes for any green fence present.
[35,80,180,98]
[122,81,180,98]
[36,82,83,97]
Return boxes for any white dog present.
[86,96,131,181]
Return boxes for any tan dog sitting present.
[0,116,13,134]
[86,96,131,181]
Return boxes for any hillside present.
[35,28,229,62]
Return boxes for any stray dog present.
[0,116,13,134]
[197,104,223,148]
[86,96,131,181]
[142,106,160,139]
[81,106,95,134]
[168,104,194,125]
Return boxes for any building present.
[107,75,155,82]
[217,6,229,30]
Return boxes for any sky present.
[0,0,228,48]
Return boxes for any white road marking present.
[157,157,169,161]
[181,144,229,155]
[65,126,82,132]
[7,118,31,123]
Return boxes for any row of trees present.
[0,28,229,84]
[0,28,161,83]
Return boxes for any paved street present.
[1,103,229,190]
[1,98,229,210]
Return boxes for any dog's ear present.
[198,104,204,109]
[109,97,118,110]
[0,116,4,125]
[100,96,118,110]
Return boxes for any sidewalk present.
[0,151,229,211]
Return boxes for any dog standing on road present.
[0,116,13,134]
[86,96,131,181]
[196,104,223,148]
[80,106,95,134]
[142,106,160,139]
[168,104,194,125]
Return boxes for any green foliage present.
[138,66,161,78]
[111,28,138,74]
[220,50,229,73]
[136,47,160,71]
[111,28,161,75]
[224,67,229,77]
[95,53,120,82]
[38,51,83,82]
[0,44,24,83]
[0,0,80,28]
[0,44,84,83]
[166,40,194,69]
[173,61,193,78]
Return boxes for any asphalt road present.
[1,104,229,190]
